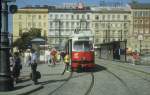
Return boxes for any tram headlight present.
[73,53,79,58]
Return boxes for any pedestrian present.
[12,52,22,84]
[24,50,32,66]
[9,53,15,74]
[45,49,51,65]
[48,49,51,66]
[62,53,70,75]
[30,49,38,85]
[50,48,57,66]
[132,50,140,65]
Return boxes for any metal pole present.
[59,20,61,47]
[0,1,14,91]
[140,40,142,55]
[121,30,122,41]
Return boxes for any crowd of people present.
[9,47,70,85]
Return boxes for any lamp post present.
[0,0,16,91]
[106,23,110,43]
[54,19,61,47]
[138,34,143,55]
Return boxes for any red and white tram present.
[66,30,95,71]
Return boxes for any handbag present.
[30,71,41,79]
[36,71,41,79]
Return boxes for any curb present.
[0,84,43,95]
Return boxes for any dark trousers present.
[31,63,37,84]
[62,62,69,75]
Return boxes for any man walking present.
[31,49,38,84]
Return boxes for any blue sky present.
[8,0,150,32]
[14,0,150,7]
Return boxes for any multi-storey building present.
[130,3,150,53]
[48,5,92,48]
[13,6,48,42]
[91,5,131,46]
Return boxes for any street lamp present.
[106,23,110,43]
[53,19,61,47]
[0,0,17,91]
[138,34,143,55]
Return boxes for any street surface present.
[18,58,150,95]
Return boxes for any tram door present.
[65,39,72,65]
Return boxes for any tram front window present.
[73,41,93,51]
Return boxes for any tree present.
[13,28,43,51]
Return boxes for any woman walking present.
[12,52,22,84]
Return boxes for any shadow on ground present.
[76,64,107,73]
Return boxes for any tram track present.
[115,65,150,82]
[48,72,73,95]
[104,69,135,95]
[97,59,150,82]
[103,63,150,82]
[47,71,95,95]
[84,72,94,95]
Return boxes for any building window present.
[66,22,69,28]
[60,14,63,19]
[50,14,53,19]
[32,15,36,19]
[95,15,99,20]
[95,23,99,28]
[112,15,115,20]
[102,15,105,20]
[107,15,110,20]
[43,22,46,27]
[124,15,128,20]
[77,22,80,27]
[50,22,53,28]
[38,22,41,27]
[82,14,85,19]
[66,14,69,19]
[124,23,127,28]
[28,22,31,27]
[77,15,79,20]
[95,38,99,42]
[18,15,22,19]
[55,14,58,19]
[28,15,31,19]
[117,14,120,20]
[43,15,46,19]
[87,15,90,20]
[71,15,74,20]
[33,22,36,27]
[71,22,74,28]
[38,15,41,19]
[19,22,22,29]
[19,30,22,36]
[87,22,90,28]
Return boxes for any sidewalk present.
[0,61,65,95]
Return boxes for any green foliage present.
[13,28,43,51]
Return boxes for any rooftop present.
[130,3,150,9]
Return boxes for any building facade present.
[48,6,92,48]
[13,3,150,53]
[13,7,48,42]
[91,6,131,46]
[130,3,150,53]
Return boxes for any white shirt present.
[31,52,37,64]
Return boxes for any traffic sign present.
[138,34,143,41]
